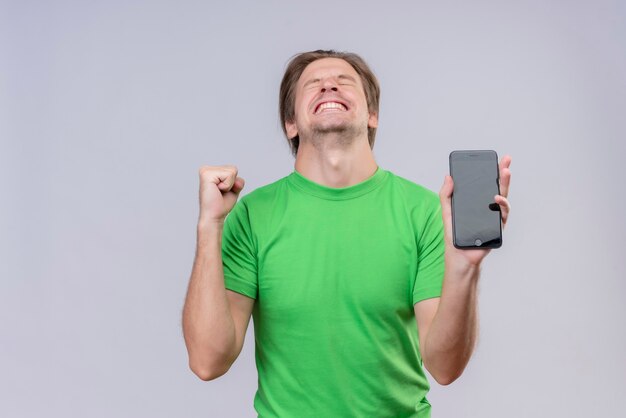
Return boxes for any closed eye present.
[303,78,320,89]
[337,75,357,85]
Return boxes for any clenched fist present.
[197,165,245,225]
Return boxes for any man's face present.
[285,57,378,141]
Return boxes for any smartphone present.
[449,150,502,249]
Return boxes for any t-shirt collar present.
[287,165,388,200]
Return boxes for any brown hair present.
[279,50,381,157]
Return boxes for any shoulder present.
[229,174,291,226]
[385,170,440,209]
[384,170,444,242]
[238,174,289,206]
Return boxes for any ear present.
[367,112,378,129]
[286,119,298,139]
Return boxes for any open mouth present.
[314,101,348,114]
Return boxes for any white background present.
[2,0,625,416]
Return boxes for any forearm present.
[182,222,236,379]
[422,260,480,385]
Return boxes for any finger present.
[199,166,238,191]
[499,154,512,170]
[499,155,512,198]
[215,168,238,191]
[494,195,510,226]
[499,168,511,198]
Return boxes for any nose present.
[320,79,338,93]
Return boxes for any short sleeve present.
[412,196,445,305]
[222,198,258,299]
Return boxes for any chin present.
[312,119,354,132]
[311,124,367,142]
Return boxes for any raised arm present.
[415,155,512,385]
[182,165,253,381]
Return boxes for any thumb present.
[439,175,453,202]
[222,177,245,210]
[231,177,245,195]
[439,175,454,244]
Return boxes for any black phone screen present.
[450,150,502,249]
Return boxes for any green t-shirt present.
[222,165,445,418]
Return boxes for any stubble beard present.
[301,120,367,151]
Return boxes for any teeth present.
[315,102,347,114]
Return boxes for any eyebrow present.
[302,74,357,88]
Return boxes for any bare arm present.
[415,155,512,385]
[182,165,253,381]
[414,263,480,385]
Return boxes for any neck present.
[294,132,378,188]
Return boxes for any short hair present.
[279,50,381,157]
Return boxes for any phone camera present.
[474,239,482,246]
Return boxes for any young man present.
[182,50,512,417]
